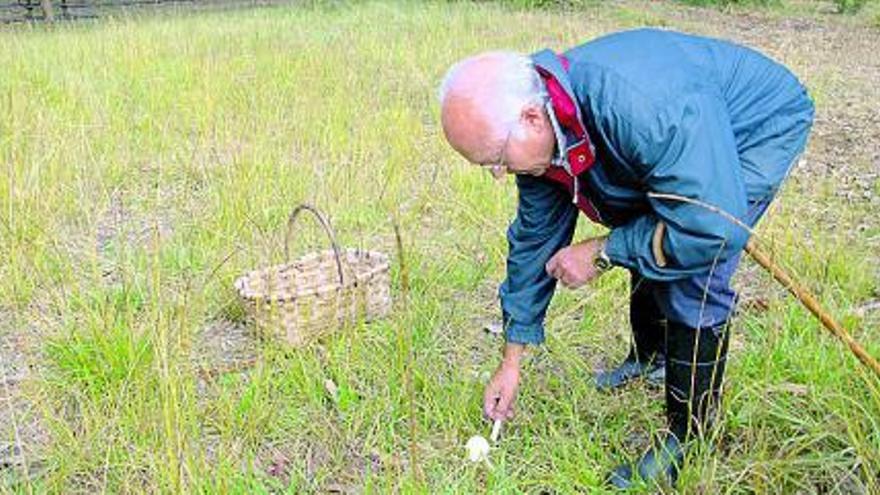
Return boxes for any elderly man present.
[438,28,813,487]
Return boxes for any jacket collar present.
[530,49,596,177]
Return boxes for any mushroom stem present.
[490,419,502,443]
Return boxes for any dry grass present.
[1,1,878,492]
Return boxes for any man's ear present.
[520,103,548,134]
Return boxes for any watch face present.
[594,255,612,271]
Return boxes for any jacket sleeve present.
[499,174,578,345]
[604,91,749,281]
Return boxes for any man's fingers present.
[485,404,504,421]
[485,401,505,421]
[545,256,558,277]
[547,259,565,281]
[495,388,514,417]
[553,264,571,287]
[483,393,497,419]
[483,383,500,419]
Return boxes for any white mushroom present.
[465,435,490,463]
[465,420,502,464]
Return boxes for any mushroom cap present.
[465,435,490,462]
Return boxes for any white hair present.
[438,51,548,142]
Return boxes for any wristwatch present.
[593,240,613,272]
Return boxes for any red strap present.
[535,54,595,175]
[535,53,602,223]
[543,168,603,224]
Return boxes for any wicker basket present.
[234,204,392,347]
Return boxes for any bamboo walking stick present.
[745,240,880,377]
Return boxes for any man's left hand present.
[545,237,609,289]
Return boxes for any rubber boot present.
[596,280,667,391]
[608,320,730,489]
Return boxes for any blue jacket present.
[500,29,814,345]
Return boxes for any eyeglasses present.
[478,131,511,180]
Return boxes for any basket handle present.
[285,204,345,286]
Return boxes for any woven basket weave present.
[234,205,391,347]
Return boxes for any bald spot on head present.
[440,55,508,164]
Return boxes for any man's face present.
[441,97,556,180]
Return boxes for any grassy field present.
[1,1,879,493]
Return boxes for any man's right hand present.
[483,343,524,421]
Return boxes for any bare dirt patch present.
[191,318,261,381]
[0,314,49,481]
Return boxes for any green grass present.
[1,1,878,493]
